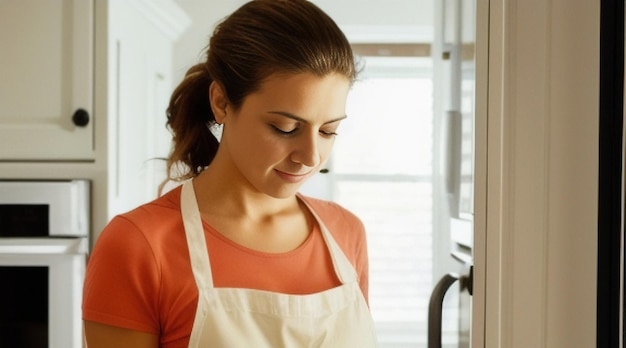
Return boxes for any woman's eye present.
[270,123,338,138]
[320,129,338,138]
[271,125,297,135]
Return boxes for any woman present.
[82,0,377,347]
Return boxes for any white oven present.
[0,180,89,348]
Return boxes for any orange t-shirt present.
[82,186,369,347]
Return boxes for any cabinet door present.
[0,0,94,161]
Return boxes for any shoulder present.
[299,194,362,221]
[298,194,366,241]
[92,186,187,268]
[298,194,370,285]
[85,185,194,333]
[120,185,183,231]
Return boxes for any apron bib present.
[181,181,378,347]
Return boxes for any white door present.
[0,0,94,161]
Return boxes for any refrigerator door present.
[431,0,479,345]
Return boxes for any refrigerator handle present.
[445,109,463,218]
[428,272,463,348]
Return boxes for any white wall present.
[171,0,245,81]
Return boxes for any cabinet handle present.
[72,109,90,127]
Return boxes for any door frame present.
[483,0,599,347]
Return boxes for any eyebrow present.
[268,111,347,124]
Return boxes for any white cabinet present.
[0,0,94,160]
[0,1,190,237]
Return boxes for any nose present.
[290,131,321,168]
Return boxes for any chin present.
[264,184,303,200]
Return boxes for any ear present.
[209,81,228,124]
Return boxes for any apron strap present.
[181,181,214,288]
[297,196,359,284]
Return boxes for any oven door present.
[0,237,87,348]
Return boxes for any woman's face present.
[216,72,351,199]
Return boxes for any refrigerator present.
[428,0,486,346]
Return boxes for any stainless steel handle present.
[428,272,461,348]
[445,110,463,218]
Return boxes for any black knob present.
[72,109,90,127]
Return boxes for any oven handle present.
[0,237,88,255]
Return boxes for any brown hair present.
[165,0,357,181]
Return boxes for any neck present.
[189,156,313,254]
[192,163,298,221]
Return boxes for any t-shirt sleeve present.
[82,215,161,334]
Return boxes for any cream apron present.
[181,181,378,348]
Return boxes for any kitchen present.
[0,0,608,347]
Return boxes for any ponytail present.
[166,63,220,181]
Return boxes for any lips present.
[274,169,311,183]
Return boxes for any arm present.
[84,321,158,348]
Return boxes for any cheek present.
[242,133,285,164]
